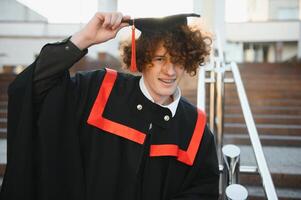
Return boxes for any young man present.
[0,12,219,199]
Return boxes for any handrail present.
[230,62,278,199]
[197,34,278,200]
[197,66,206,110]
[196,36,278,199]
[197,61,278,199]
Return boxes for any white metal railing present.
[197,36,278,199]
[230,62,278,199]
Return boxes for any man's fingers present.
[122,15,131,23]
[94,12,104,21]
[119,15,131,28]
[111,12,123,30]
[103,13,112,28]
[93,12,129,30]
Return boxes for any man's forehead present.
[153,44,169,56]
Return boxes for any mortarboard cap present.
[122,13,201,72]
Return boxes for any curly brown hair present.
[121,25,212,76]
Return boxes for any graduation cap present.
[122,13,201,72]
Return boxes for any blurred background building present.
[225,0,301,63]
[0,0,301,68]
[0,0,301,199]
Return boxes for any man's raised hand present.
[71,12,130,50]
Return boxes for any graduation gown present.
[0,37,219,200]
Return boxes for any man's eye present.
[154,57,164,62]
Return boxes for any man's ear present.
[141,64,151,73]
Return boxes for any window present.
[277,7,299,20]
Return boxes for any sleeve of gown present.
[33,36,88,104]
[171,125,220,200]
[0,36,89,200]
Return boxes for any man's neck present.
[154,95,173,106]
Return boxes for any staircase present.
[182,63,301,199]
[224,63,301,147]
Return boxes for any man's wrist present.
[70,32,91,51]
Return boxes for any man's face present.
[142,44,185,105]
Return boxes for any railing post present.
[197,66,206,110]
[222,144,241,199]
[215,59,225,161]
[209,64,216,133]
[225,184,248,200]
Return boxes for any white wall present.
[226,21,300,42]
[248,0,269,21]
[0,38,51,66]
[0,21,126,66]
[0,22,80,66]
[226,41,298,63]
[98,0,117,12]
[299,0,301,19]
[269,0,299,20]
[0,0,47,22]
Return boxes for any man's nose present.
[163,61,176,76]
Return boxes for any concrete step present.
[240,72,301,77]
[0,163,5,177]
[0,118,7,128]
[237,62,301,68]
[224,123,301,136]
[0,177,2,190]
[226,84,301,90]
[0,89,8,95]
[241,74,301,78]
[236,71,301,76]
[240,75,301,80]
[0,139,6,189]
[240,172,301,189]
[0,139,6,165]
[225,92,301,99]
[0,75,14,81]
[224,114,301,125]
[230,76,301,81]
[224,98,301,107]
[0,110,7,118]
[239,68,301,73]
[241,69,301,73]
[225,85,301,91]
[240,75,301,79]
[224,134,301,147]
[0,129,7,139]
[0,95,8,101]
[0,101,8,110]
[240,82,301,86]
[225,105,301,115]
[243,185,301,200]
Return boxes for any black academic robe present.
[0,39,219,200]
